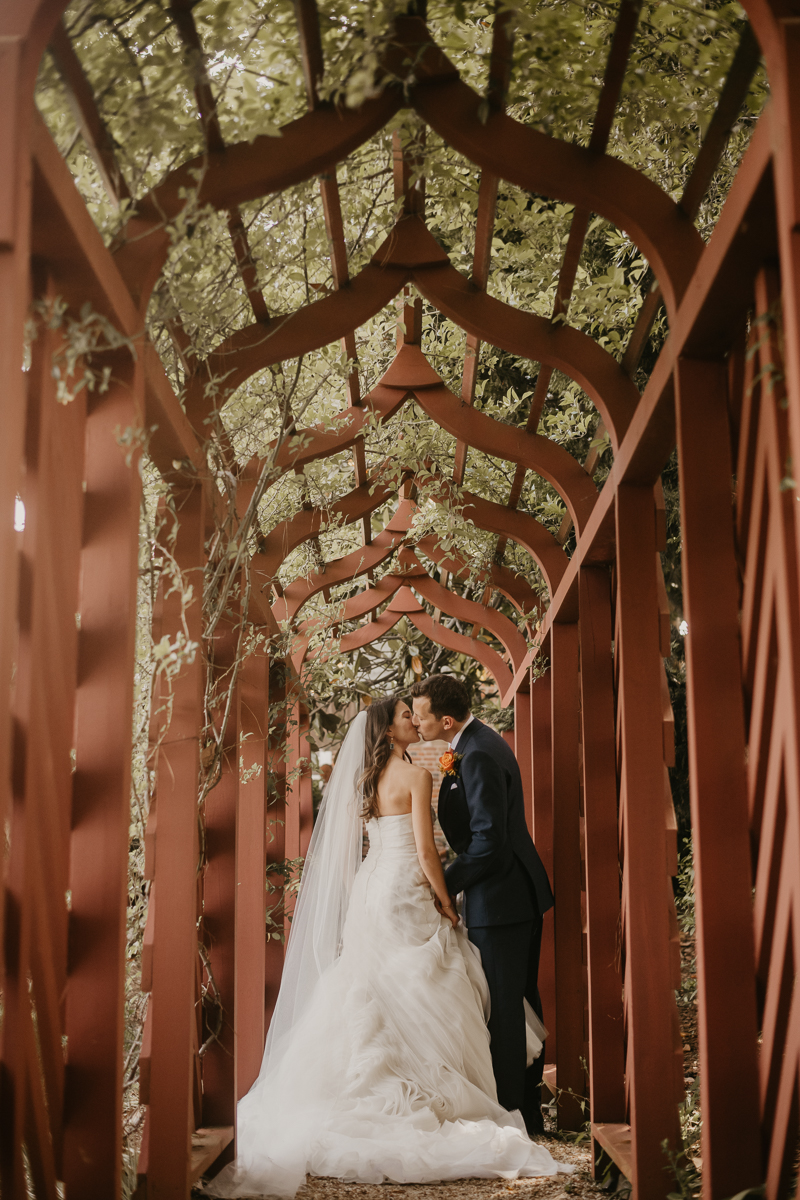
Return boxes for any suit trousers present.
[467,916,545,1128]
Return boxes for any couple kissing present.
[204,675,567,1199]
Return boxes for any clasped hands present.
[434,893,459,928]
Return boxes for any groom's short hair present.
[410,675,470,721]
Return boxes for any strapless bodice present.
[365,811,416,854]
[350,812,432,942]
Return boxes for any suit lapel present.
[438,720,481,809]
[454,718,481,758]
[437,751,460,824]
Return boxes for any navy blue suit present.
[437,718,553,1129]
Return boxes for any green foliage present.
[26,296,138,402]
[33,0,766,672]
[676,845,696,942]
[662,452,691,843]
[664,1132,702,1200]
[473,699,515,732]
[670,846,701,1200]
[676,844,697,1015]
[121,457,169,1188]
[266,856,305,942]
[546,1071,592,1146]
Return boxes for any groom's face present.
[412,696,455,743]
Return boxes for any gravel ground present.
[196,1113,610,1200]
[291,1114,608,1200]
[297,1138,604,1200]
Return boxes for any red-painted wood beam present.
[114,15,703,327]
[114,93,402,306]
[452,6,512,484]
[48,19,132,206]
[516,111,773,671]
[496,0,642,550]
[291,0,369,540]
[29,112,210,487]
[398,17,703,318]
[329,582,515,696]
[168,1,272,326]
[184,226,639,459]
[293,0,324,111]
[675,357,762,1198]
[254,480,395,583]
[229,342,600,544]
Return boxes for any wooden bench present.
[591,1122,633,1180]
[190,1127,235,1186]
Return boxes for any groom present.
[410,675,554,1137]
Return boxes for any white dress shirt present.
[448,713,474,751]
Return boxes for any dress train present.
[205,814,571,1196]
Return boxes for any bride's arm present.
[410,770,458,927]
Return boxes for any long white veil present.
[254,709,366,1082]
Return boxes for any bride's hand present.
[435,896,459,927]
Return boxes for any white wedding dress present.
[205,717,570,1197]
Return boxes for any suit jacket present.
[438,718,554,928]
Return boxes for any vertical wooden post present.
[284,704,302,940]
[284,708,301,864]
[297,710,314,858]
[142,483,205,1200]
[531,668,556,1062]
[764,25,800,580]
[265,658,288,1028]
[236,642,269,1101]
[550,623,584,1129]
[63,357,143,1200]
[0,10,36,987]
[514,691,533,831]
[578,569,625,1132]
[201,613,239,1137]
[23,315,86,1178]
[674,358,762,1198]
[615,485,681,1200]
[0,305,86,1198]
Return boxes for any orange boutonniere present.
[439,750,463,778]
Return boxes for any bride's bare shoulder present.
[382,756,426,780]
[403,759,432,787]
[384,756,429,780]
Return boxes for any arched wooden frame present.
[113,21,703,319]
[292,562,526,696]
[295,583,512,692]
[185,246,639,454]
[263,484,564,620]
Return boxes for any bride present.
[205,696,571,1197]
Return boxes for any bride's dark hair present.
[358,695,411,821]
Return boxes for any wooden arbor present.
[2,1,800,1198]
